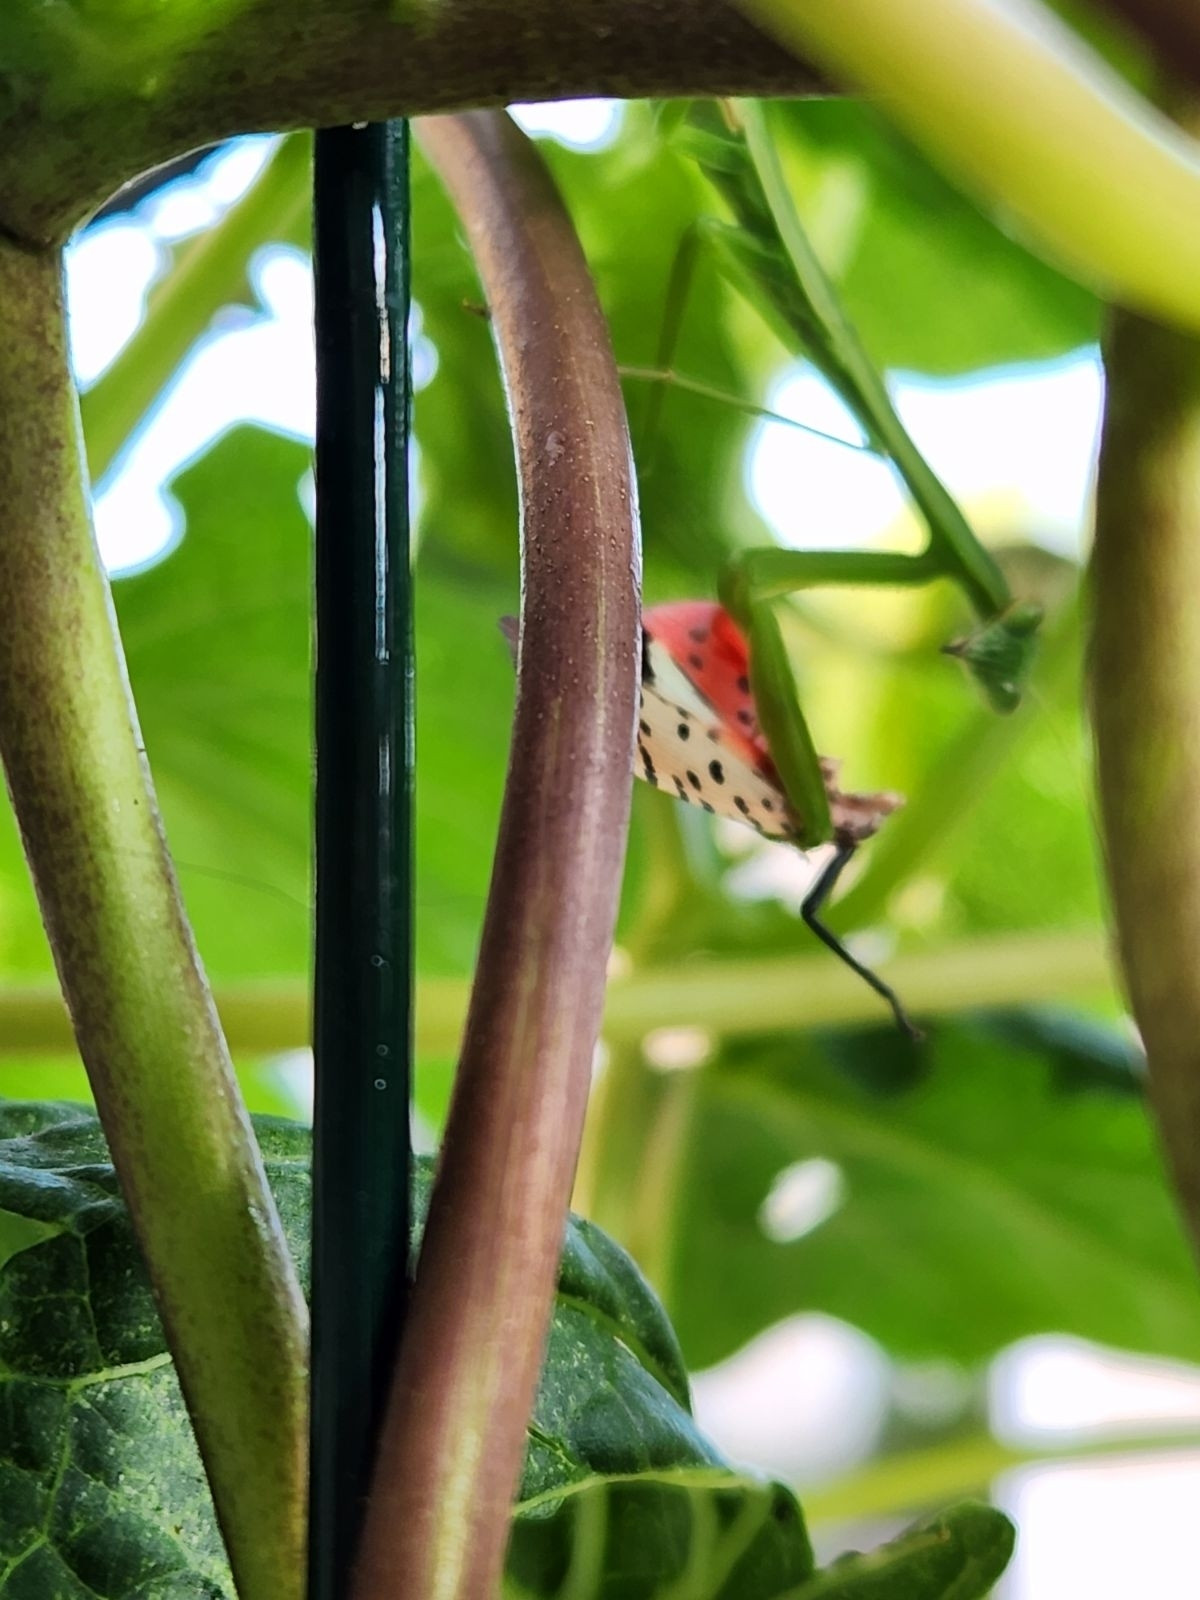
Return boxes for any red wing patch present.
[642,602,902,843]
[643,602,765,768]
[502,607,902,844]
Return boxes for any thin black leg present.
[801,842,923,1041]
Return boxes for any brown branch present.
[0,2,819,246]
[350,110,640,1599]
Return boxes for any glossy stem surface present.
[310,120,415,1599]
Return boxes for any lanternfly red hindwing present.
[640,602,902,845]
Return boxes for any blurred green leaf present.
[768,101,1100,374]
[668,1016,1199,1369]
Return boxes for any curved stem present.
[738,0,1200,332]
[1090,302,1200,1256]
[0,4,817,246]
[351,110,641,1600]
[0,239,308,1600]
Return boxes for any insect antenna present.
[801,841,924,1042]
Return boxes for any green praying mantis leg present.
[652,97,1046,718]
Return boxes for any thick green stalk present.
[0,239,308,1600]
[0,3,814,246]
[1090,306,1200,1256]
[738,0,1200,332]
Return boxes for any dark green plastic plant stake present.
[309,121,414,1598]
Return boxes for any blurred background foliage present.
[1,97,1196,1589]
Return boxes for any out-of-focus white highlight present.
[641,1026,714,1073]
[145,137,277,240]
[992,1335,1200,1442]
[750,356,1103,558]
[999,1453,1200,1599]
[510,100,622,149]
[66,225,162,385]
[692,1314,890,1484]
[759,1158,845,1243]
[93,248,316,574]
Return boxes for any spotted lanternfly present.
[500,606,919,1038]
[640,601,902,845]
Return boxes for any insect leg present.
[801,842,924,1042]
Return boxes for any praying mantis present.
[614,100,1044,1035]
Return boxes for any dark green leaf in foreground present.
[0,1103,822,1599]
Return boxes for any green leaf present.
[668,1016,1200,1369]
[780,1503,1014,1600]
[0,1102,817,1598]
[767,101,1099,375]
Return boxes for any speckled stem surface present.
[0,237,309,1600]
[350,111,641,1600]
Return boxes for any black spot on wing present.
[641,633,655,685]
[677,722,690,741]
[639,741,658,787]
[734,795,750,816]
[686,770,701,791]
[673,776,690,801]
[709,760,724,784]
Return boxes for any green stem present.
[0,238,308,1600]
[1090,302,1200,1258]
[81,133,311,484]
[805,1426,1200,1525]
[737,0,1200,332]
[601,927,1111,1041]
[1,927,1115,1060]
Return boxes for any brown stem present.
[350,111,640,1599]
[0,2,819,247]
[1090,304,1200,1256]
